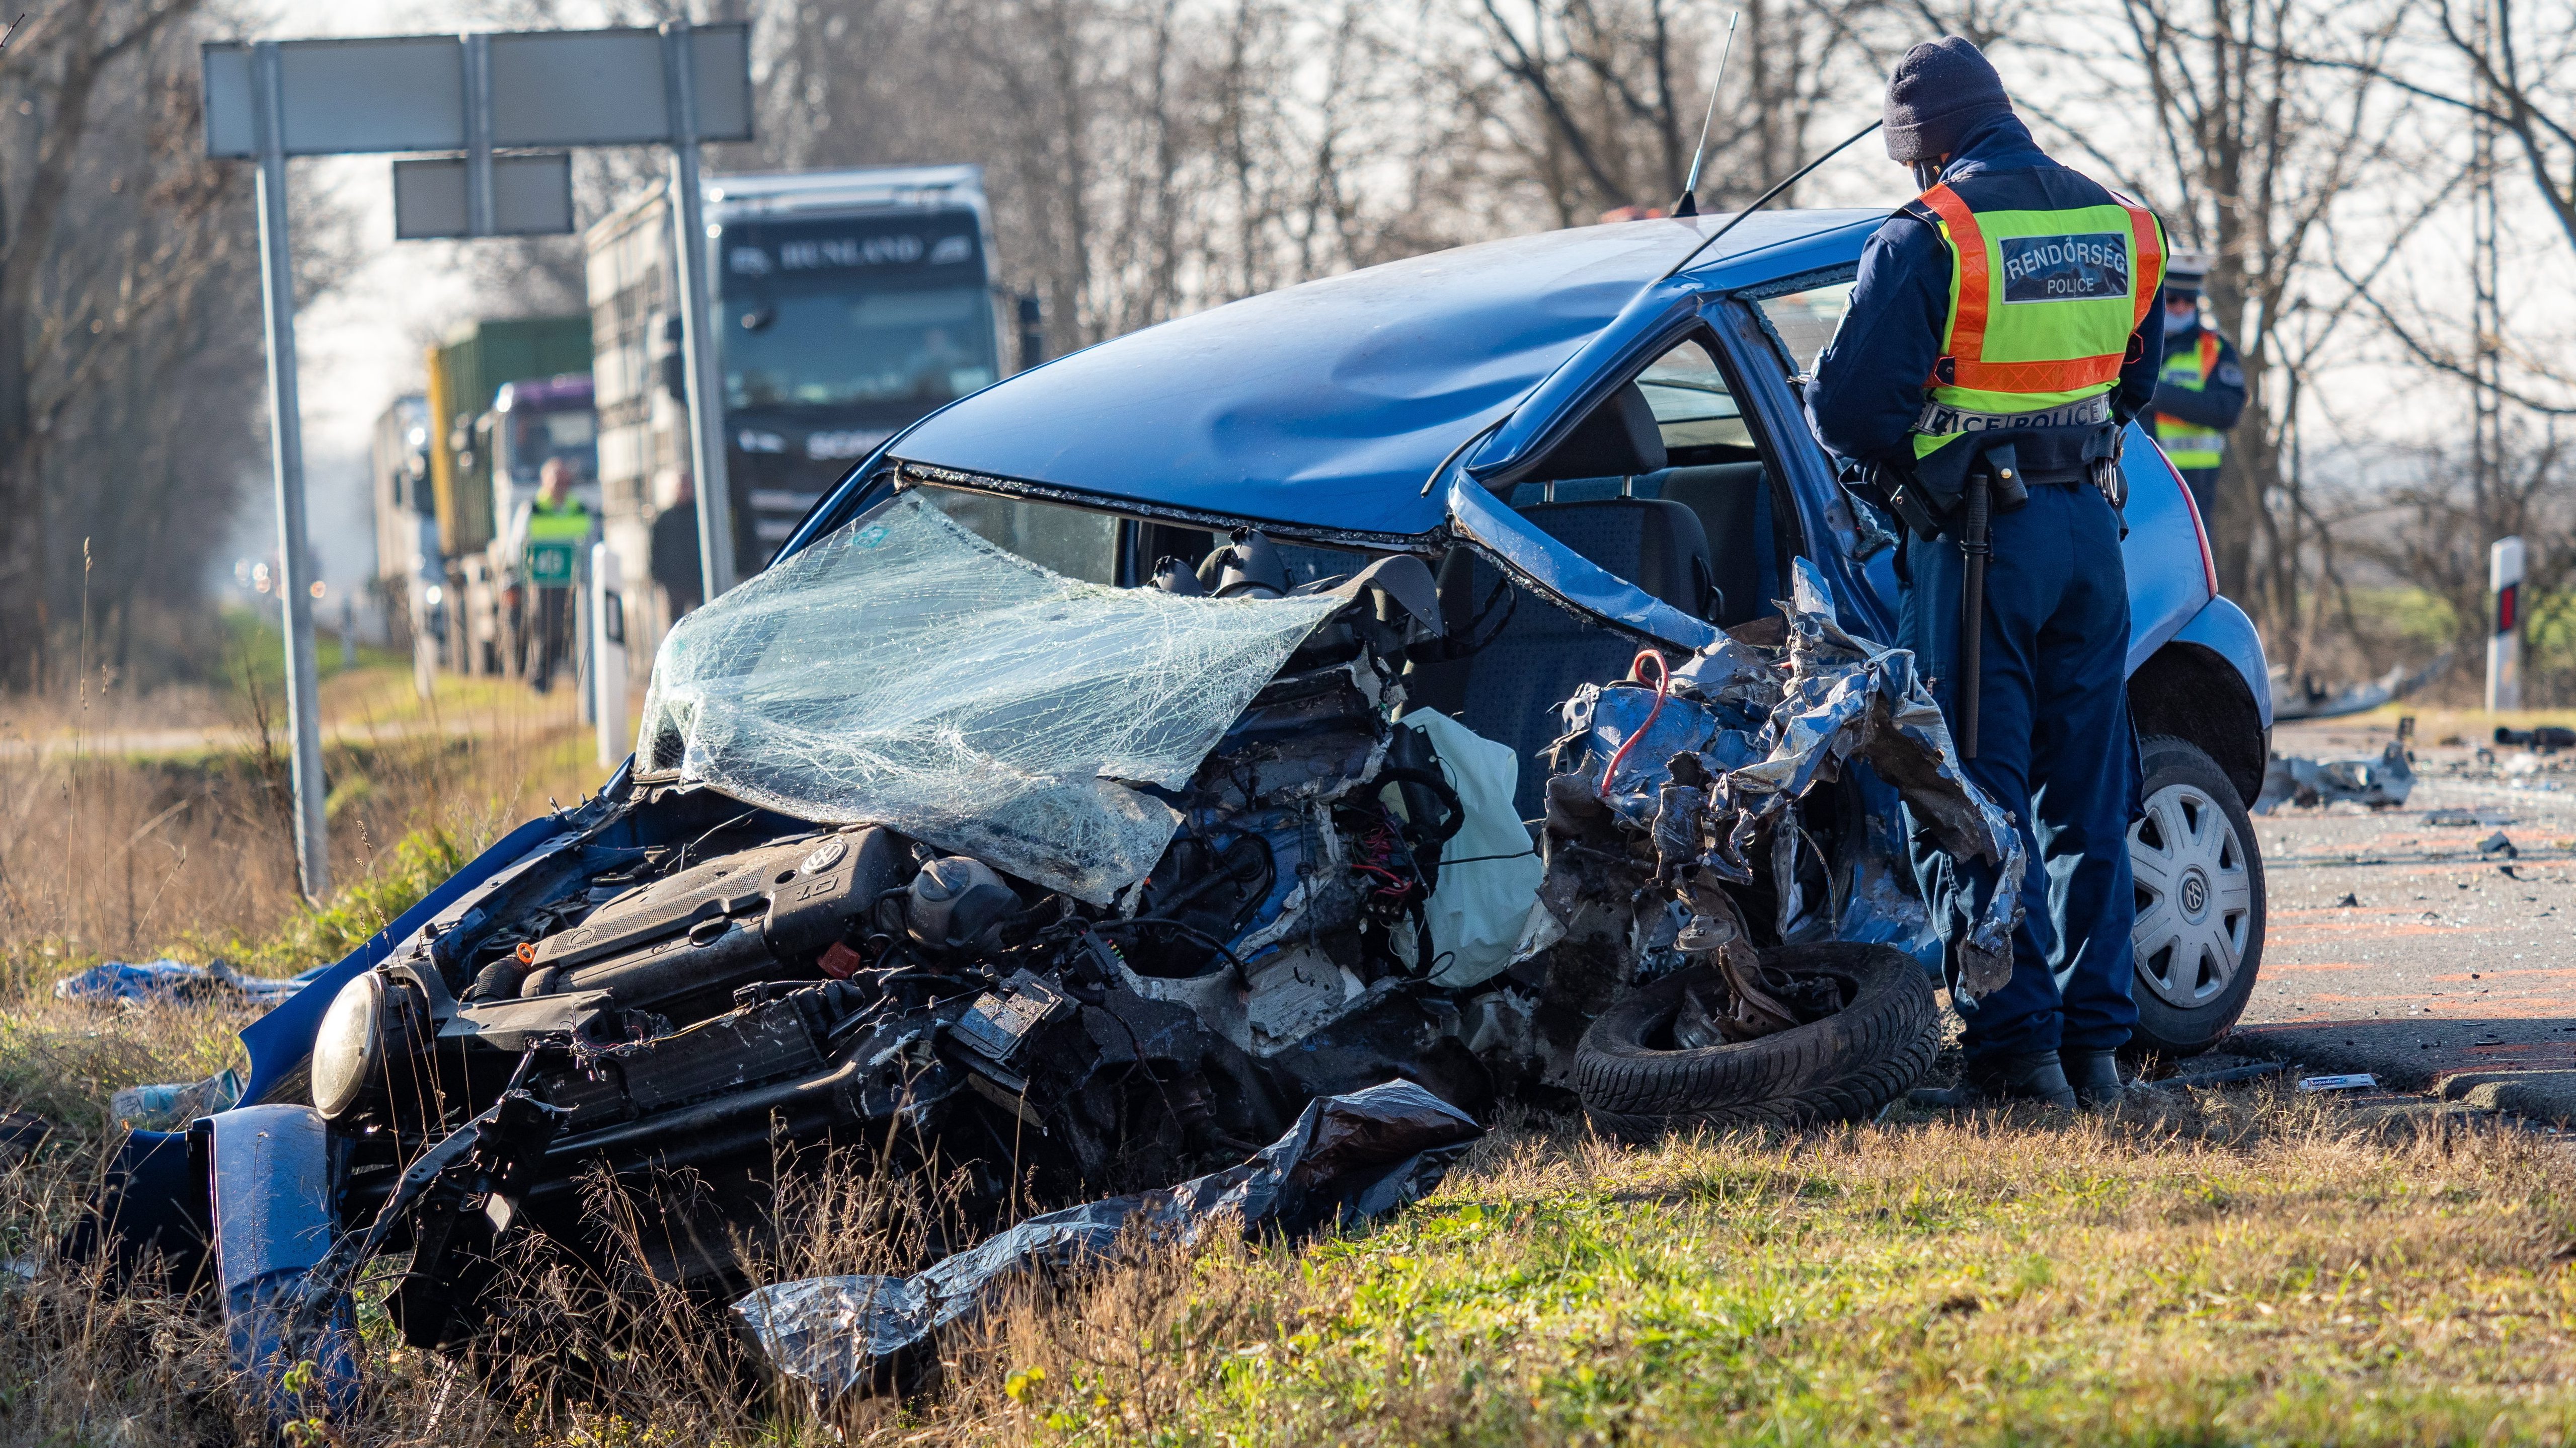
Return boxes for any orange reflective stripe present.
[2198,329,2219,376]
[1918,185,1990,374]
[1955,356,2127,391]
[2121,194,2164,335]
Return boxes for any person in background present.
[509,458,595,694]
[2150,250,2247,523]
[651,472,706,621]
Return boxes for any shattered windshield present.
[637,492,1341,902]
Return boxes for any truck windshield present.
[508,408,598,485]
[727,286,999,409]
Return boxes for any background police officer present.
[1806,37,2167,1109]
[2151,250,2246,521]
[509,458,596,694]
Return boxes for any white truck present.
[586,163,1027,665]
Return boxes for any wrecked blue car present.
[85,206,2270,1383]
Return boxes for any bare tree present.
[2010,0,2414,622]
[0,0,213,688]
[1463,0,1894,225]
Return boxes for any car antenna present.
[1671,10,1741,219]
[1661,117,1884,280]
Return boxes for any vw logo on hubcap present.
[2180,869,2210,918]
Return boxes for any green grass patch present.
[964,1110,2576,1446]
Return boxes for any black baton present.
[1958,469,1991,759]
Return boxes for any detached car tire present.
[1576,942,1937,1140]
[2126,733,2267,1057]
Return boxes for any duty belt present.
[1913,394,2113,436]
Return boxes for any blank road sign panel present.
[393,154,574,238]
[490,29,667,145]
[487,23,751,146]
[202,37,467,158]
[205,24,750,159]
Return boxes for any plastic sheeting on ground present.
[54,959,317,1007]
[731,1079,1481,1400]
[636,493,1341,904]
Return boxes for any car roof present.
[888,208,1883,539]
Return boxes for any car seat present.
[1636,462,1779,628]
[1411,496,1715,819]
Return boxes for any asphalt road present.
[2230,716,2576,1122]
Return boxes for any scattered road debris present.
[2425,808,2514,827]
[2494,725,2576,751]
[2480,831,2520,859]
[2297,1074,2380,1093]
[2254,743,2413,813]
[732,1079,1479,1400]
[2334,893,2360,907]
[2270,656,2448,722]
[2137,1061,2294,1091]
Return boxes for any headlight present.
[312,973,386,1120]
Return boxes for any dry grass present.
[0,664,2573,1444]
[0,645,603,971]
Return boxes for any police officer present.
[510,458,596,694]
[1806,37,2167,1109]
[2151,250,2246,521]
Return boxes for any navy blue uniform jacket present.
[1806,114,2165,474]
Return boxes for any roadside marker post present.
[2489,536,2525,714]
[202,23,752,896]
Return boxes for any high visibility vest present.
[1907,179,2165,460]
[2155,330,2228,470]
[523,497,591,587]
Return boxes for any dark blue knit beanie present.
[1883,37,2012,164]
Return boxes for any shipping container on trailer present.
[420,317,595,677]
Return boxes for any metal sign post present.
[251,41,333,902]
[592,541,629,767]
[664,20,739,598]
[204,23,753,878]
[2489,536,2525,713]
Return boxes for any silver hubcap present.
[2129,782,2251,1009]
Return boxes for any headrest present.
[1526,383,1668,482]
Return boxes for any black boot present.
[2066,1049,2125,1109]
[1910,1050,2078,1110]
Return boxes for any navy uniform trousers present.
[1898,479,2140,1061]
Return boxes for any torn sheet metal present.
[731,1079,1480,1400]
[2253,742,2413,813]
[1558,559,2025,990]
[637,494,1339,904]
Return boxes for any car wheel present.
[1576,942,1938,1140]
[2126,733,2266,1057]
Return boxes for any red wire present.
[1598,648,1670,798]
